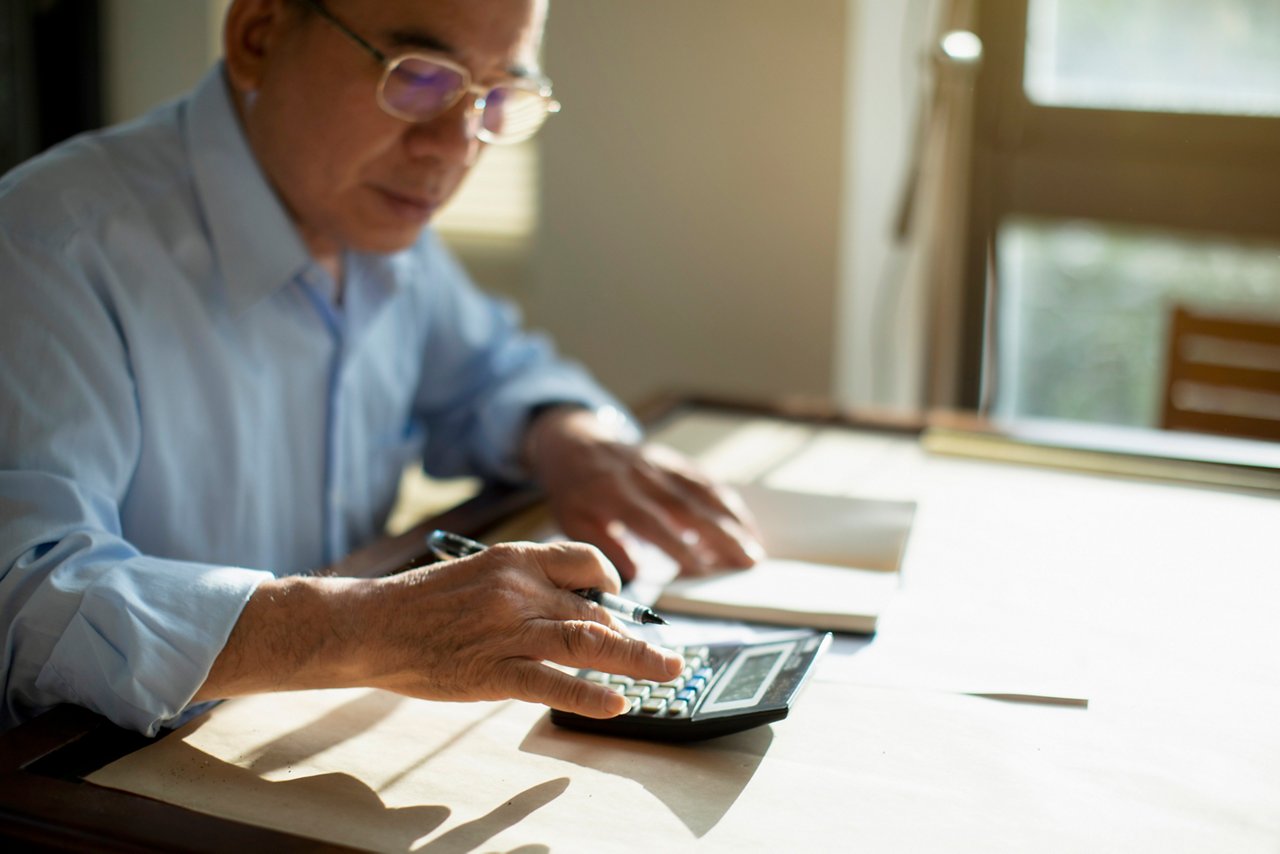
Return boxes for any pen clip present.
[427,529,487,561]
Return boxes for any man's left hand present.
[524,406,765,581]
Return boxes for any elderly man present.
[0,0,761,735]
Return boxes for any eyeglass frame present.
[293,0,561,144]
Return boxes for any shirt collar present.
[184,64,312,316]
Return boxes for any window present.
[1024,0,1280,116]
[995,218,1280,426]
[432,141,538,245]
[958,0,1280,428]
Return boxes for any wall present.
[527,1,848,406]
[100,1,938,412]
[103,0,226,124]
[836,0,944,409]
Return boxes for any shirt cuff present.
[475,374,641,483]
[35,558,271,736]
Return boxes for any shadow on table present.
[415,776,566,853]
[95,693,569,853]
[518,717,773,837]
[120,736,568,853]
[147,738,453,850]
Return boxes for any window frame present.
[956,0,1280,409]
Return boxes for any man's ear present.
[223,0,298,95]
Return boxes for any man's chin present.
[349,223,433,256]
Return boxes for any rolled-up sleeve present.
[0,228,270,735]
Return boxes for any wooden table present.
[2,397,1278,852]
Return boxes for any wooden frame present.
[957,0,1280,409]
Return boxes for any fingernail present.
[602,691,628,717]
[663,649,686,672]
[742,536,766,563]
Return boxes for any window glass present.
[1024,0,1280,116]
[994,218,1280,426]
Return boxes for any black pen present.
[426,529,668,625]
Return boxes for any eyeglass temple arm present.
[295,0,390,65]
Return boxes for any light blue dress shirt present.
[0,67,631,735]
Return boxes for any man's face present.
[230,0,544,261]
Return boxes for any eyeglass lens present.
[381,57,551,143]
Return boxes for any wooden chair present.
[1161,304,1280,442]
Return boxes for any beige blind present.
[432,141,537,241]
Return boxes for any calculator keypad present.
[578,645,713,718]
[551,631,831,741]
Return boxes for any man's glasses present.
[297,0,560,144]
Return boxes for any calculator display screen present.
[716,650,784,703]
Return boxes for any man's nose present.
[404,97,482,164]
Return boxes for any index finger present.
[502,621,684,717]
[535,618,684,682]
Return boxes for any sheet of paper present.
[762,428,929,502]
[608,483,916,633]
[655,558,899,633]
[732,482,915,571]
[647,412,815,484]
[815,594,1092,707]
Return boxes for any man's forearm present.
[193,545,683,718]
[195,575,371,702]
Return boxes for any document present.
[651,484,915,633]
[654,557,899,633]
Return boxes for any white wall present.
[104,0,226,124]
[528,1,848,406]
[100,1,939,412]
[836,0,943,409]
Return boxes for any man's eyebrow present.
[384,29,537,79]
[384,28,453,54]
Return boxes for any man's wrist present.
[196,574,373,701]
[521,403,639,475]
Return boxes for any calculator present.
[549,630,832,741]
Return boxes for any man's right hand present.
[196,541,684,719]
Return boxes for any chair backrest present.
[1161,304,1280,442]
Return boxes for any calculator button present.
[640,698,667,715]
[649,686,676,700]
[624,685,651,699]
[666,699,689,716]
[636,679,659,688]
[694,667,715,682]
[583,671,611,684]
[608,683,628,694]
[686,646,710,661]
[608,675,634,687]
[685,676,706,693]
[676,688,697,703]
[660,676,685,691]
[685,657,704,671]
